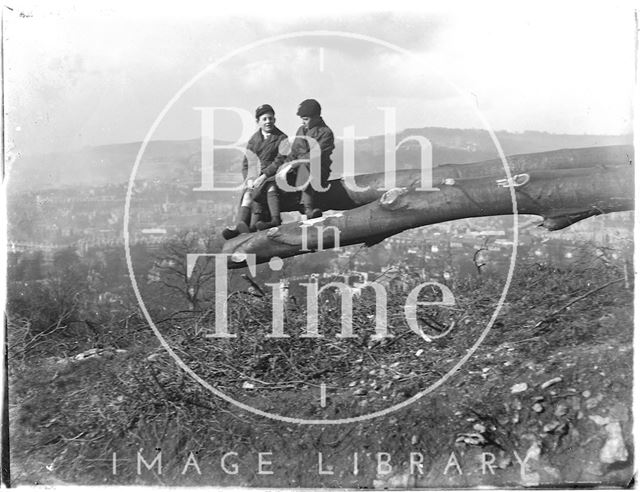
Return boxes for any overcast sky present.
[4,0,636,155]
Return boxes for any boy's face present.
[300,116,317,129]
[257,113,275,133]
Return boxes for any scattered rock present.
[411,435,419,445]
[497,452,512,469]
[511,382,528,394]
[532,403,544,413]
[589,415,610,426]
[585,397,600,409]
[455,432,487,446]
[241,381,255,389]
[80,348,99,357]
[75,348,107,362]
[354,388,368,396]
[519,441,542,486]
[540,377,562,390]
[415,349,424,357]
[600,422,628,464]
[533,396,545,402]
[582,390,592,398]
[473,423,486,433]
[542,421,560,433]
[554,403,568,417]
[349,381,357,387]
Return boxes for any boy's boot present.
[256,187,283,230]
[301,188,322,219]
[222,205,251,240]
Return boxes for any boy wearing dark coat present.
[280,98,335,219]
[222,104,287,239]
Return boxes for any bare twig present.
[241,274,265,297]
[533,277,624,330]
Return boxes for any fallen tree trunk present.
[222,145,634,268]
[277,145,633,212]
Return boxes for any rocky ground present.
[8,259,634,487]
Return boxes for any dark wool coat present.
[241,127,288,180]
[278,117,335,185]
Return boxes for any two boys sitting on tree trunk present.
[222,99,335,240]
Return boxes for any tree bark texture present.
[222,145,634,268]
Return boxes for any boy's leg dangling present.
[301,186,322,220]
[222,190,252,239]
[256,185,282,230]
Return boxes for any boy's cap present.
[296,99,321,117]
[255,104,275,119]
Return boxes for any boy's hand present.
[253,174,267,189]
[275,161,302,184]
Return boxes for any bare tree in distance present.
[153,229,222,311]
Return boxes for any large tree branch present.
[222,145,633,268]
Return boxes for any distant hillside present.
[7,128,632,193]
[334,128,632,176]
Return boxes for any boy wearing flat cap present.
[222,104,287,239]
[279,98,335,219]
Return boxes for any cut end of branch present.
[540,209,600,231]
[379,187,408,210]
